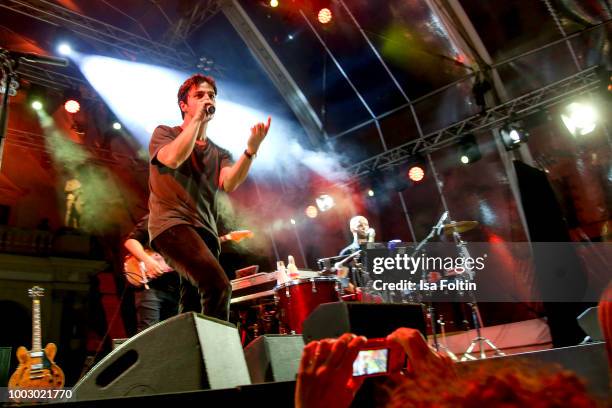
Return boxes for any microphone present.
[205,105,216,115]
[367,228,376,242]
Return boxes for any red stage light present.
[318,8,332,24]
[305,205,318,218]
[64,99,80,114]
[407,165,425,182]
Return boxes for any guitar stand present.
[460,302,505,361]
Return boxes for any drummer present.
[336,215,376,292]
[339,215,375,257]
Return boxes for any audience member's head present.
[385,359,597,408]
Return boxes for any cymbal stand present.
[437,314,458,361]
[411,211,451,355]
[452,230,505,360]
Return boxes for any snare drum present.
[274,277,340,334]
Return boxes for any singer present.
[147,74,271,320]
[338,215,375,257]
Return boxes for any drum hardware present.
[411,211,493,361]
[410,211,449,352]
[446,220,505,361]
[436,314,458,361]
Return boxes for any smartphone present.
[352,347,389,377]
[352,338,405,377]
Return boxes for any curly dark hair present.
[384,359,599,408]
[177,74,217,119]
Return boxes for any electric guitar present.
[8,286,65,396]
[123,230,254,288]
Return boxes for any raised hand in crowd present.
[295,333,367,408]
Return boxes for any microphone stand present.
[333,249,362,270]
[409,211,448,353]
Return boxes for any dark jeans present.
[152,224,232,320]
[134,286,179,333]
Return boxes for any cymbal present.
[443,221,479,235]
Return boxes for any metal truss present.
[347,66,601,178]
[0,0,195,70]
[5,128,147,170]
[162,0,223,47]
[222,0,325,148]
[15,61,100,98]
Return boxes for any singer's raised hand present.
[247,116,271,154]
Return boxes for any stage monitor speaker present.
[244,335,304,383]
[577,307,603,342]
[302,302,426,343]
[72,313,251,401]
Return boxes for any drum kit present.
[231,212,504,360]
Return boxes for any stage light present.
[315,194,335,211]
[407,165,425,182]
[596,66,611,98]
[318,8,332,24]
[367,189,375,197]
[458,134,481,164]
[57,43,73,56]
[31,100,43,111]
[305,205,318,218]
[500,123,528,150]
[112,121,122,130]
[270,0,279,7]
[561,102,598,137]
[63,88,81,114]
[64,99,80,114]
[404,155,426,184]
[290,218,296,225]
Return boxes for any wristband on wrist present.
[244,149,256,159]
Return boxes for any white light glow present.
[460,155,469,164]
[58,43,72,56]
[76,54,349,182]
[315,194,335,212]
[78,55,185,145]
[561,102,598,137]
[508,129,520,142]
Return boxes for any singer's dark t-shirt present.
[148,125,233,248]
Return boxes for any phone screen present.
[352,348,388,376]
